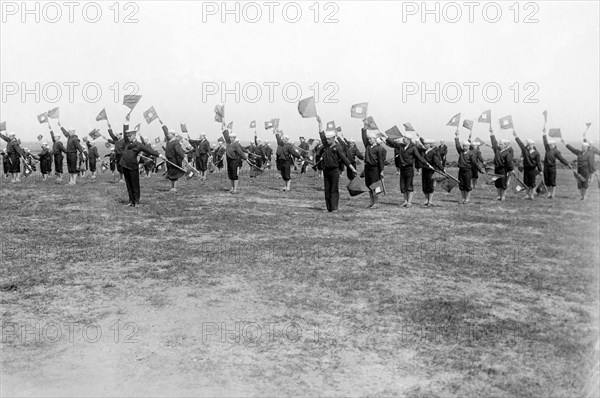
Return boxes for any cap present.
[526,139,535,145]
[548,140,556,145]
[366,132,377,139]
[423,139,434,144]
[8,132,16,137]
[403,133,413,140]
[41,142,48,146]
[348,138,356,143]
[500,139,510,145]
[462,140,470,146]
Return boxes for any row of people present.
[1,118,598,209]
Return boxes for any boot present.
[371,193,379,209]
[367,192,374,208]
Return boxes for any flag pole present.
[141,155,185,172]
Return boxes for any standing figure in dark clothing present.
[49,124,67,180]
[315,116,356,212]
[455,131,485,204]
[160,120,186,192]
[562,138,595,200]
[120,125,162,207]
[438,140,448,169]
[470,141,485,189]
[4,132,26,182]
[541,128,570,199]
[419,139,443,206]
[1,149,9,179]
[362,124,387,209]
[189,133,211,180]
[105,148,116,174]
[86,141,99,179]
[57,121,86,185]
[275,129,302,191]
[37,142,53,180]
[212,139,226,172]
[222,128,247,194]
[298,137,311,174]
[23,148,38,178]
[513,132,542,200]
[384,133,426,208]
[343,138,364,180]
[107,123,125,183]
[490,129,514,201]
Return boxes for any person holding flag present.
[343,137,364,180]
[455,130,485,204]
[562,138,594,200]
[490,128,514,201]
[37,142,52,181]
[316,116,356,212]
[222,125,247,194]
[383,132,426,208]
[160,120,186,192]
[541,128,570,199]
[57,121,86,185]
[362,122,387,209]
[513,131,542,200]
[49,124,66,181]
[275,129,302,191]
[120,124,162,207]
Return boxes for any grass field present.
[1,163,599,397]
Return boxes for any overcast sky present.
[1,0,598,144]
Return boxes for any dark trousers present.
[422,168,435,194]
[400,165,414,193]
[227,157,239,180]
[89,158,97,172]
[323,167,340,212]
[543,165,556,187]
[494,167,509,189]
[196,154,208,172]
[54,154,63,173]
[123,167,141,204]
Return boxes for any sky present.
[1,0,599,145]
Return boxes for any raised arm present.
[454,133,462,153]
[222,129,232,144]
[60,126,70,139]
[490,129,499,150]
[107,124,118,142]
[514,133,526,152]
